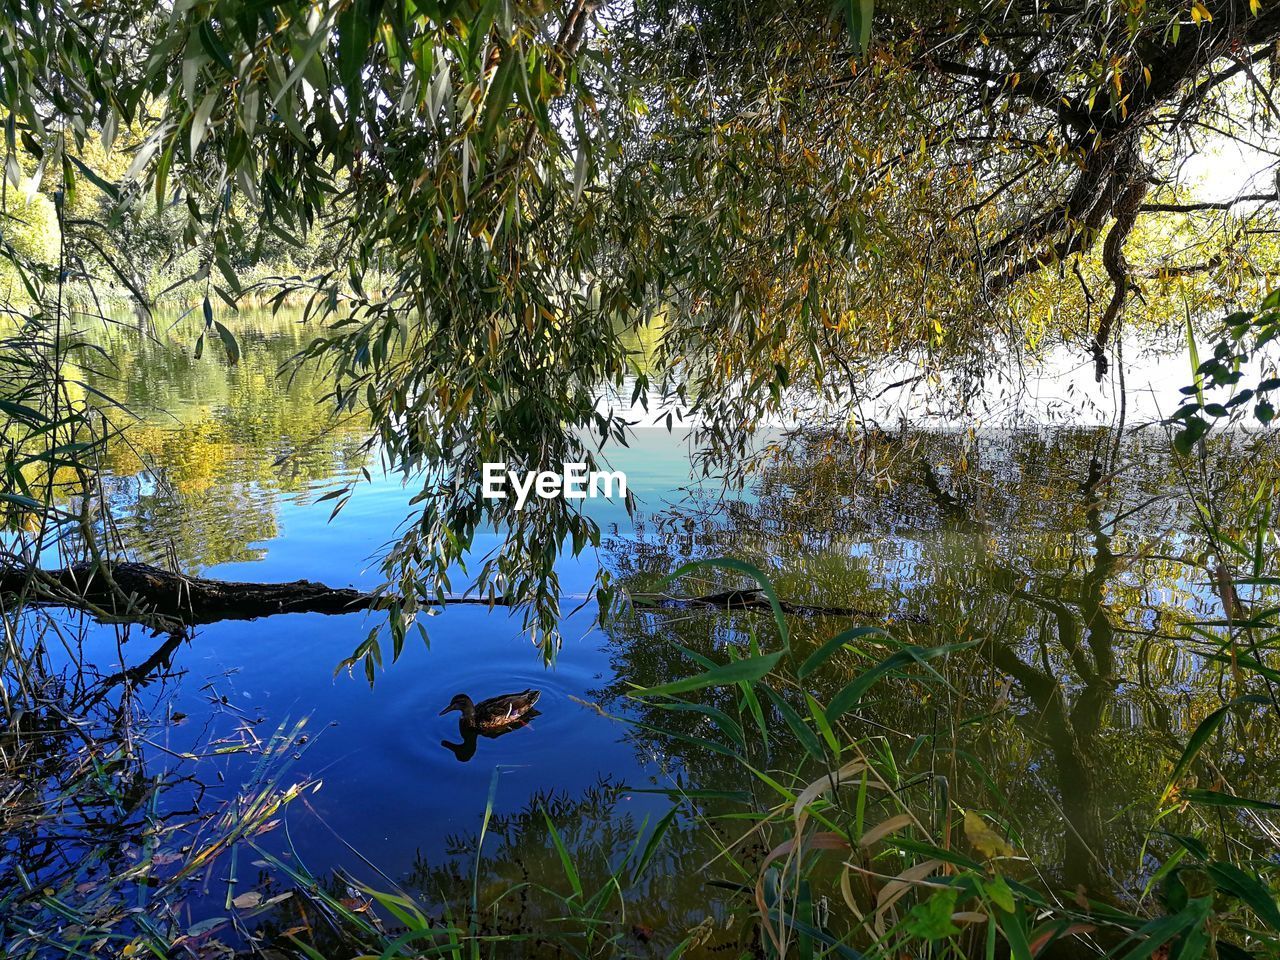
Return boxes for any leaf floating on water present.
[232,891,263,909]
[185,917,228,939]
[339,896,372,913]
[964,810,1015,860]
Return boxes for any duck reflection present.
[440,710,541,762]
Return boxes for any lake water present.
[10,307,1280,955]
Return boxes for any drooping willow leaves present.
[3,0,1279,664]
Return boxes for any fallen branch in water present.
[0,560,510,630]
[634,588,929,624]
[2,562,926,629]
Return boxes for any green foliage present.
[1171,290,1280,453]
[610,545,1280,958]
[5,0,1280,662]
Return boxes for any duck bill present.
[439,705,457,716]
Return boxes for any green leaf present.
[627,719,743,759]
[825,642,970,722]
[1173,416,1208,455]
[190,90,217,155]
[541,808,583,898]
[1205,861,1280,930]
[903,886,960,941]
[630,804,679,884]
[1164,695,1270,799]
[197,21,233,73]
[479,51,519,151]
[0,398,49,423]
[659,558,790,651]
[763,686,824,761]
[1117,903,1210,960]
[995,897,1033,960]
[798,625,887,678]
[651,699,745,749]
[983,875,1015,913]
[630,651,783,699]
[337,1,371,93]
[806,692,841,756]
[214,320,240,364]
[66,153,119,199]
[0,492,43,510]
[1186,302,1203,406]
[844,0,874,57]
[1182,789,1280,812]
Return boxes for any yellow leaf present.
[964,810,1016,860]
[1250,0,1262,13]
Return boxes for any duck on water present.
[439,689,541,730]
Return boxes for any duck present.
[439,689,541,730]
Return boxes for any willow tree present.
[621,0,1280,457]
[2,0,1278,660]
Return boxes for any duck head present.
[439,693,475,721]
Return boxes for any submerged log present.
[1,561,923,628]
[634,588,929,624]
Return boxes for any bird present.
[439,689,541,730]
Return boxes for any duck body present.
[440,689,541,730]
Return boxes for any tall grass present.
[613,555,1280,958]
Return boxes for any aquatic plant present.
[614,557,1280,957]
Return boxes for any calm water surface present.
[24,308,1280,949]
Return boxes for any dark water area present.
[8,309,1280,955]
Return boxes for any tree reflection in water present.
[599,427,1280,912]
